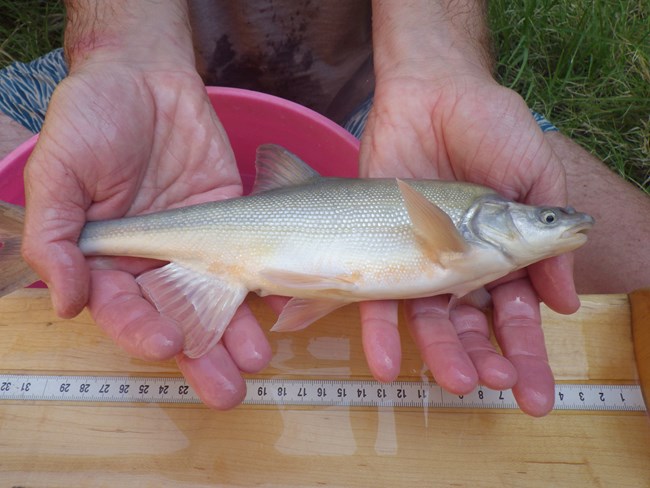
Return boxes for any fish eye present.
[539,210,558,225]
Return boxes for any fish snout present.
[561,212,595,240]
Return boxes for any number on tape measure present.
[0,375,645,411]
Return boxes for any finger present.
[223,303,272,373]
[491,278,555,417]
[177,344,247,410]
[22,239,89,318]
[405,296,477,394]
[87,269,184,361]
[87,256,166,275]
[529,253,580,314]
[449,305,517,390]
[359,300,402,382]
[263,295,290,315]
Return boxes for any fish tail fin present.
[0,202,40,298]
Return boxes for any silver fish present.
[0,144,594,357]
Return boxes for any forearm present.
[371,0,493,79]
[64,0,195,69]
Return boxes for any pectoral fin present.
[136,263,247,358]
[397,179,467,263]
[271,298,349,332]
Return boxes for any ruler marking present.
[0,374,645,411]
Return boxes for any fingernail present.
[454,369,476,392]
[179,349,246,410]
[141,330,183,361]
[47,284,67,318]
[237,338,271,373]
[520,387,554,417]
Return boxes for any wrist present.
[371,0,494,82]
[64,0,195,71]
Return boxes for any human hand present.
[356,66,575,417]
[21,13,271,408]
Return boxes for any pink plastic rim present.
[0,86,361,205]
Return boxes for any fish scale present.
[80,180,402,265]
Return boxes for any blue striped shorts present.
[0,48,559,138]
[0,48,68,133]
[342,95,559,139]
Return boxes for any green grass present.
[0,0,65,66]
[1,0,648,192]
[489,0,649,193]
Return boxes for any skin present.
[546,131,650,294]
[13,0,641,417]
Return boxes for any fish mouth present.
[559,220,594,250]
[561,215,595,239]
[554,231,588,253]
[569,224,592,236]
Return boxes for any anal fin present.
[271,298,349,332]
[136,262,247,358]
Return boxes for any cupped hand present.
[358,70,577,416]
[22,61,271,409]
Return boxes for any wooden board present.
[1,289,648,487]
[632,289,650,411]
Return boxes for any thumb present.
[22,140,91,318]
[522,138,579,314]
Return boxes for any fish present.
[0,144,594,358]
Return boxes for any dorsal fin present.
[251,144,321,194]
[397,179,468,264]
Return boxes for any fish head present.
[468,197,595,266]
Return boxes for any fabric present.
[532,110,559,133]
[342,95,559,139]
[187,0,374,121]
[0,48,67,133]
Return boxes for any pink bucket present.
[0,86,360,204]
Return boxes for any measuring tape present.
[0,374,645,411]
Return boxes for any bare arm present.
[371,0,493,79]
[64,0,195,69]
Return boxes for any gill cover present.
[468,197,594,265]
